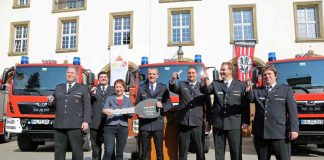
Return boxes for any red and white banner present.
[234,40,256,82]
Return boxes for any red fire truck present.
[126,51,217,159]
[0,57,95,151]
[263,53,324,148]
[0,79,11,143]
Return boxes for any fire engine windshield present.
[13,66,67,96]
[272,59,324,93]
[138,64,204,95]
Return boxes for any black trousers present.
[179,124,204,160]
[102,125,128,160]
[54,128,83,160]
[254,137,290,160]
[140,130,164,160]
[213,128,242,160]
[90,128,104,160]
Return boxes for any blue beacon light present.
[141,57,148,65]
[73,57,81,65]
[268,52,276,61]
[194,54,202,63]
[20,56,29,64]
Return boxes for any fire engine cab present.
[0,57,94,151]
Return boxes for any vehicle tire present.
[83,132,91,151]
[0,128,11,143]
[17,133,38,151]
[203,135,209,153]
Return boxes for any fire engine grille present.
[18,102,55,115]
[297,101,324,114]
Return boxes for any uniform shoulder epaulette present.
[179,81,187,84]
[57,83,65,87]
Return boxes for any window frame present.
[56,16,79,53]
[109,11,134,49]
[52,0,87,13]
[8,21,30,56]
[12,0,30,9]
[229,4,258,44]
[168,7,194,46]
[160,0,201,3]
[293,1,324,42]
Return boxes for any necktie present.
[67,84,72,93]
[225,82,229,89]
[150,85,154,95]
[266,86,272,92]
[102,86,105,93]
[190,83,195,89]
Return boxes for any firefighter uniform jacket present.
[169,81,209,127]
[248,84,299,139]
[52,83,91,129]
[136,82,173,131]
[202,79,250,130]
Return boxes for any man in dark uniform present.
[48,66,91,160]
[90,71,115,160]
[136,67,173,160]
[201,62,250,160]
[246,65,299,160]
[169,65,208,160]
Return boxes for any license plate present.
[300,119,324,125]
[31,119,50,125]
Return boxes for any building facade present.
[0,0,324,74]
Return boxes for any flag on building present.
[234,40,256,82]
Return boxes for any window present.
[52,0,87,13]
[13,0,30,9]
[9,21,30,56]
[56,17,79,53]
[109,11,133,49]
[160,0,201,3]
[168,7,194,46]
[294,2,324,42]
[229,4,258,43]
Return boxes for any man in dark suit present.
[246,65,299,160]
[90,71,115,160]
[169,65,208,160]
[201,62,250,160]
[136,67,173,160]
[48,66,91,160]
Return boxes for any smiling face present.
[66,67,77,84]
[187,67,198,83]
[220,64,232,80]
[98,73,109,86]
[148,68,159,84]
[114,82,125,96]
[263,69,277,86]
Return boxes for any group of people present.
[48,67,132,160]
[48,61,299,160]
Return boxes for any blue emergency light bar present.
[268,52,276,61]
[20,56,29,64]
[73,57,81,65]
[194,54,202,63]
[141,57,148,65]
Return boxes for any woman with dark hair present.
[102,79,133,160]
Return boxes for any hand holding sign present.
[135,99,160,119]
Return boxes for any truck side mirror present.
[213,70,219,81]
[206,67,219,81]
[89,72,95,85]
[1,67,14,90]
[125,71,131,92]
[125,71,131,86]
[252,68,259,83]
